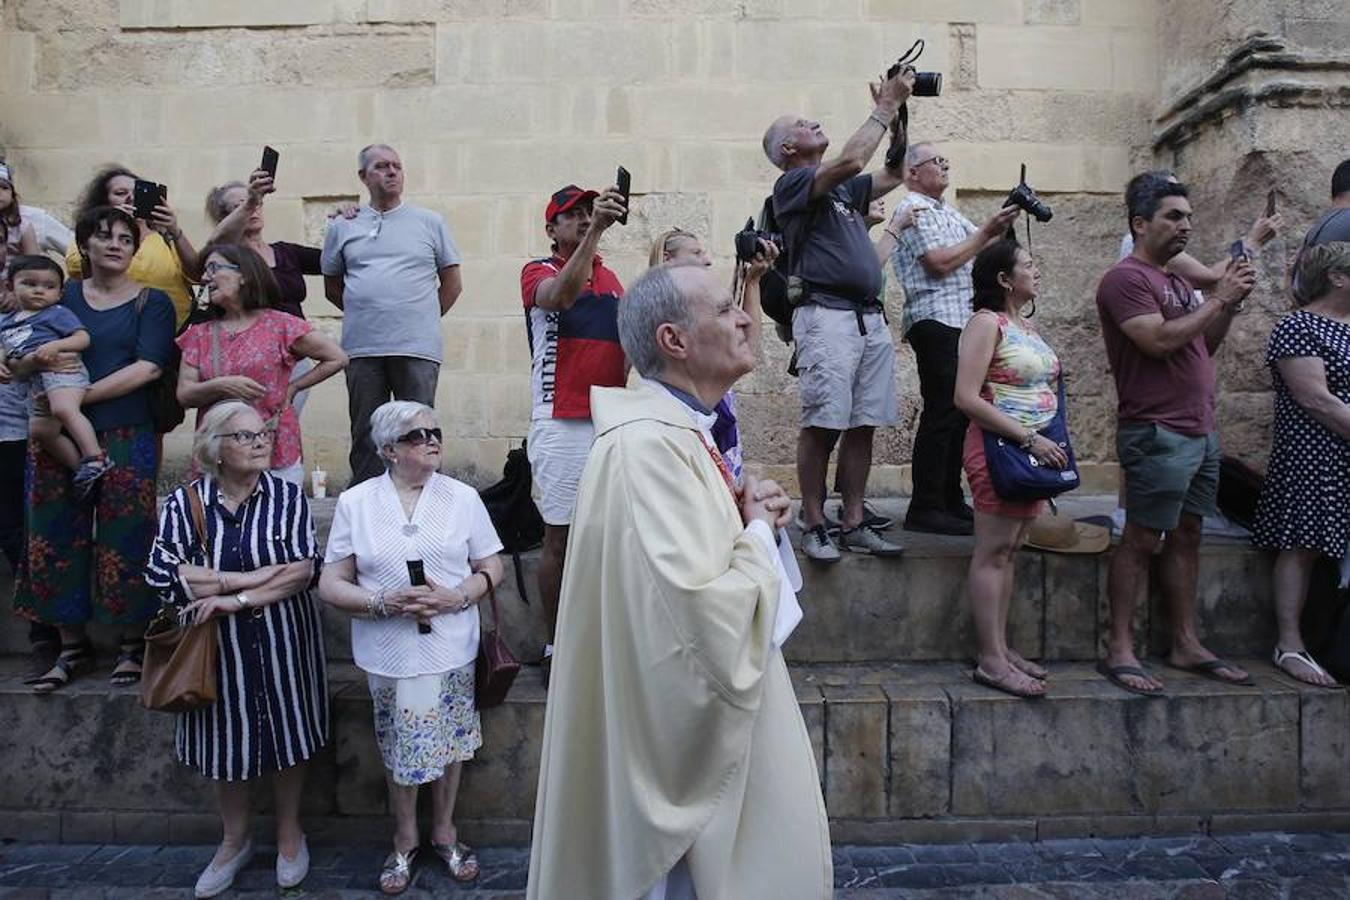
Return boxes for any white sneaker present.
[276,835,310,889]
[793,507,839,534]
[194,839,254,899]
[800,524,842,564]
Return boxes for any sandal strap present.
[1274,647,1330,678]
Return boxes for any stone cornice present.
[1153,33,1350,150]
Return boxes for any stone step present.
[2,658,1345,848]
[0,496,1278,665]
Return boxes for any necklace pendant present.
[402,523,419,537]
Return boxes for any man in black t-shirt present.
[762,69,913,563]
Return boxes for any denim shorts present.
[1117,422,1220,532]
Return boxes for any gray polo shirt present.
[320,202,461,363]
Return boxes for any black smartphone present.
[1229,239,1247,262]
[260,145,280,180]
[406,560,432,634]
[132,179,166,220]
[1265,189,1277,218]
[615,166,631,226]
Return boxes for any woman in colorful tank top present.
[953,239,1067,699]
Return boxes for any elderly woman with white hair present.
[145,401,328,898]
[319,400,504,894]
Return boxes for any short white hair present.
[904,142,934,170]
[192,401,259,478]
[369,400,435,466]
[618,265,699,378]
[762,117,795,170]
[357,143,397,171]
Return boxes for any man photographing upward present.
[761,68,914,564]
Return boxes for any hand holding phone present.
[616,166,631,226]
[260,146,279,180]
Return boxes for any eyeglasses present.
[215,429,275,445]
[912,155,949,170]
[203,261,241,276]
[395,427,443,446]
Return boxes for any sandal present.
[1007,650,1048,681]
[972,665,1046,699]
[378,846,419,895]
[31,641,95,694]
[1274,647,1342,689]
[109,639,144,687]
[431,840,479,883]
[23,639,61,686]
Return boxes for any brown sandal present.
[431,841,479,882]
[378,846,418,895]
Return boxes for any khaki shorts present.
[1117,422,1220,532]
[792,304,898,431]
[528,417,594,526]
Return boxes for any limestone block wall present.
[1,0,1186,490]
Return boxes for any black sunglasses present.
[395,427,443,446]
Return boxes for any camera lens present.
[913,72,942,97]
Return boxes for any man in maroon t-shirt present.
[1095,179,1256,696]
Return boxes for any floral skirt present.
[14,425,159,626]
[368,662,481,786]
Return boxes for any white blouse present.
[324,472,504,678]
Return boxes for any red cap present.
[545,185,598,222]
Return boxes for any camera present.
[1003,164,1053,223]
[734,218,782,263]
[886,38,942,97]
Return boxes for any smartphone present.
[615,166,631,226]
[132,179,166,220]
[1265,189,1277,218]
[406,560,432,634]
[1228,239,1248,262]
[260,145,280,180]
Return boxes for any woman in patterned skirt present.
[320,400,504,895]
[13,207,175,692]
[1253,242,1350,688]
[145,401,329,897]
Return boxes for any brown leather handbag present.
[474,576,520,710]
[140,484,219,712]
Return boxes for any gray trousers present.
[346,356,440,485]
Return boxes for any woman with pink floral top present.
[176,243,346,483]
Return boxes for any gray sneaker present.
[800,524,842,564]
[839,524,905,557]
[794,507,840,534]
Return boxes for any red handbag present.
[475,576,520,709]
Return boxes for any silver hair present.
[192,401,260,479]
[357,143,397,172]
[762,118,794,170]
[618,265,698,378]
[369,400,436,466]
[904,142,934,170]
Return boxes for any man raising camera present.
[761,69,914,563]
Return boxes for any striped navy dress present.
[145,473,329,781]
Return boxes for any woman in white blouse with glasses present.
[319,400,504,895]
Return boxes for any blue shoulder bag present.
[982,377,1080,502]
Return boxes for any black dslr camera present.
[1004,163,1053,223]
[734,218,782,263]
[886,39,941,97]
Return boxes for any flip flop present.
[1163,658,1254,687]
[972,666,1046,699]
[1272,648,1343,689]
[1096,660,1165,697]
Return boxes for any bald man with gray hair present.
[321,143,464,483]
[760,70,915,563]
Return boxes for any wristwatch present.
[235,592,253,611]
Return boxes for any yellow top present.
[66,231,194,328]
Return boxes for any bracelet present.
[868,111,892,130]
[1019,429,1037,451]
[365,588,388,619]
[884,228,901,241]
[478,570,493,593]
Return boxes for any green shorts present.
[1117,422,1220,532]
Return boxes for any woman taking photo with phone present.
[65,165,200,328]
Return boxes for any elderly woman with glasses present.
[176,243,347,484]
[320,400,504,894]
[145,401,329,898]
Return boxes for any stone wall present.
[1,0,1340,490]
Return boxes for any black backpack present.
[478,442,545,604]
[754,197,796,341]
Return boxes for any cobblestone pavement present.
[1,832,1348,898]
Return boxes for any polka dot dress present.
[1253,310,1350,556]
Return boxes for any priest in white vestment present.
[526,263,832,900]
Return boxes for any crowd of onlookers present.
[1,82,1348,894]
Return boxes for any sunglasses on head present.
[395,427,443,446]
